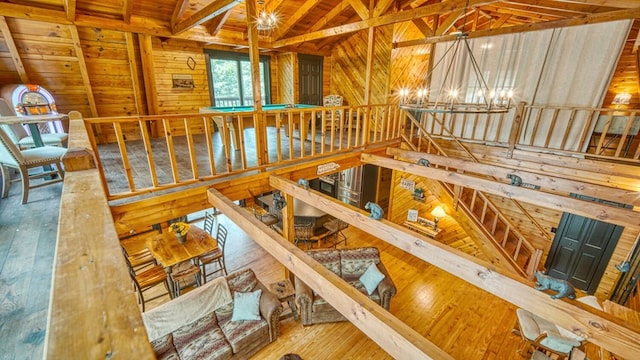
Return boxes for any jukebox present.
[0,84,68,148]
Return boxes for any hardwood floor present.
[0,171,62,360]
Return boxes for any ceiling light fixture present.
[256,0,277,32]
[399,0,513,114]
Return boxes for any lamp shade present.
[430,206,447,218]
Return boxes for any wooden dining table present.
[146,226,217,295]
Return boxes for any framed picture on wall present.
[172,74,195,89]
[407,209,418,222]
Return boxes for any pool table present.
[199,104,321,150]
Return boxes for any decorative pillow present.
[231,289,262,321]
[359,263,385,295]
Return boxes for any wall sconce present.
[612,93,631,105]
[430,205,447,231]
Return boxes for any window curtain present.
[426,20,632,150]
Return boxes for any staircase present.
[401,112,543,279]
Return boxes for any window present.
[205,50,271,107]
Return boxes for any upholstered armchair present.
[295,247,396,326]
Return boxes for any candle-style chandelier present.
[400,1,514,114]
[256,0,277,31]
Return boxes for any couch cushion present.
[340,247,380,282]
[218,313,270,354]
[231,289,262,321]
[226,268,258,293]
[150,333,180,360]
[307,249,341,276]
[359,263,385,295]
[346,280,382,304]
[172,312,233,360]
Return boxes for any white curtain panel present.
[426,20,632,150]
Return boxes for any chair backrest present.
[216,224,227,251]
[0,125,25,166]
[203,212,215,235]
[0,99,28,145]
[294,223,314,240]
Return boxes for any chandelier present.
[399,1,513,114]
[256,0,277,31]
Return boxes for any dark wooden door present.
[545,195,625,294]
[298,54,323,105]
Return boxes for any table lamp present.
[430,206,447,231]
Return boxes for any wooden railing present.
[404,103,640,162]
[84,104,403,200]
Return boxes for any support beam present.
[123,0,134,23]
[68,25,98,117]
[171,0,189,30]
[396,7,640,48]
[172,0,242,36]
[207,187,452,360]
[347,0,370,20]
[266,176,640,359]
[273,0,324,40]
[387,148,640,207]
[138,34,158,115]
[362,154,640,229]
[273,0,495,48]
[0,16,29,84]
[64,0,76,21]
[206,11,232,36]
[125,33,145,115]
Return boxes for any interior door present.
[545,194,626,294]
[298,54,323,105]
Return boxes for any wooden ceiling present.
[1,0,639,54]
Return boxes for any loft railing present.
[84,104,403,200]
[404,103,640,162]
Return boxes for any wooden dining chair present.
[198,224,228,284]
[323,218,348,248]
[0,125,66,204]
[123,253,172,312]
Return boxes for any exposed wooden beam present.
[490,13,512,29]
[206,10,232,36]
[138,34,158,115]
[266,176,640,359]
[68,25,98,117]
[123,0,134,23]
[207,187,453,360]
[172,0,242,36]
[0,16,29,84]
[396,6,640,48]
[124,33,145,115]
[411,18,434,37]
[387,148,640,207]
[362,154,640,229]
[273,0,324,40]
[0,2,71,24]
[307,0,351,32]
[373,0,396,18]
[64,0,76,21]
[348,0,370,20]
[364,27,376,105]
[272,0,496,48]
[434,9,464,35]
[170,0,189,30]
[552,0,640,8]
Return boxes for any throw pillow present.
[231,289,262,321]
[359,263,385,295]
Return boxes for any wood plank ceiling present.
[1,0,639,55]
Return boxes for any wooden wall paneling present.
[0,30,24,84]
[332,30,367,105]
[0,16,28,83]
[152,38,210,115]
[597,20,639,109]
[68,25,98,117]
[276,52,294,103]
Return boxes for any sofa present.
[142,268,282,360]
[295,247,396,326]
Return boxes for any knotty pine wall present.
[330,25,393,105]
[275,52,295,104]
[602,20,640,109]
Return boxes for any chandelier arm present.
[463,37,492,107]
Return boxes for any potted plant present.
[169,221,190,244]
